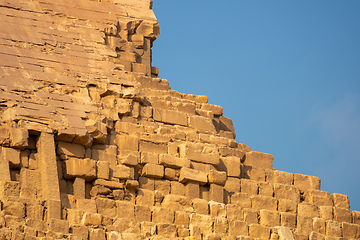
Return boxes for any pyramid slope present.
[0,1,359,239]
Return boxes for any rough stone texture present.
[0,1,358,240]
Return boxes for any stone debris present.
[0,0,358,239]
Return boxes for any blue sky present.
[152,1,360,210]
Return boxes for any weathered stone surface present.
[244,151,273,169]
[179,167,208,185]
[65,158,96,181]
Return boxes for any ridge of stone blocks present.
[0,0,358,240]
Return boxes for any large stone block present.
[325,220,341,237]
[280,212,296,228]
[188,115,216,134]
[293,173,321,192]
[213,217,228,235]
[265,169,293,185]
[273,183,300,202]
[158,154,190,168]
[153,108,188,126]
[209,184,224,203]
[240,179,258,196]
[248,224,271,239]
[151,206,175,224]
[259,209,280,227]
[251,195,277,211]
[136,188,154,206]
[112,164,132,179]
[244,151,273,169]
[65,158,96,181]
[297,203,319,218]
[179,142,219,166]
[330,193,350,209]
[179,167,207,185]
[218,156,241,177]
[341,222,358,239]
[1,147,20,169]
[231,192,251,208]
[9,128,28,149]
[57,142,85,158]
[115,134,139,151]
[142,163,164,179]
[333,207,351,223]
[95,198,116,218]
[313,217,326,234]
[116,200,135,219]
[162,194,193,212]
[303,189,333,206]
[190,213,213,236]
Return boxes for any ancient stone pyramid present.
[0,0,359,239]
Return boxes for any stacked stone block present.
[0,0,359,240]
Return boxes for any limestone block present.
[170,181,185,196]
[249,224,271,239]
[49,219,69,233]
[138,177,154,190]
[140,152,159,164]
[2,201,25,218]
[272,227,294,240]
[231,192,251,208]
[93,179,124,189]
[309,231,325,240]
[158,154,190,168]
[96,161,109,180]
[298,203,319,218]
[188,115,216,134]
[258,181,274,196]
[135,205,151,222]
[273,183,300,202]
[319,206,333,221]
[1,147,20,169]
[218,156,241,177]
[226,204,244,221]
[118,154,138,166]
[192,161,216,173]
[140,221,157,238]
[116,200,135,219]
[325,220,341,237]
[240,179,258,196]
[209,184,224,203]
[190,213,213,236]
[115,134,139,151]
[26,218,47,232]
[341,222,358,238]
[241,165,266,182]
[0,181,19,198]
[10,128,28,149]
[179,167,207,185]
[89,228,106,240]
[201,104,223,116]
[185,182,200,199]
[76,199,97,213]
[126,180,139,190]
[140,140,168,154]
[142,163,164,178]
[278,199,297,213]
[81,212,102,226]
[70,224,88,240]
[157,223,177,238]
[352,210,360,224]
[213,217,228,235]
[140,106,153,118]
[162,194,193,212]
[73,177,85,199]
[293,173,321,192]
[136,188,154,206]
[26,203,44,220]
[333,207,351,223]
[330,193,350,209]
[153,108,188,126]
[154,179,170,195]
[65,158,96,181]
[190,198,208,215]
[209,201,226,218]
[96,198,116,218]
[179,143,219,166]
[251,195,278,211]
[297,215,313,233]
[304,189,333,206]
[57,142,85,158]
[280,212,296,228]
[224,177,241,193]
[265,169,293,185]
[313,217,326,234]
[259,209,280,227]
[244,151,273,169]
[112,164,132,179]
[151,206,175,223]
[165,168,179,180]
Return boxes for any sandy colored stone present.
[244,151,273,169]
[179,167,207,185]
[65,158,96,181]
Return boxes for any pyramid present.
[0,0,359,239]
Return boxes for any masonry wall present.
[0,1,359,240]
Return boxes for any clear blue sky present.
[152,1,360,211]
